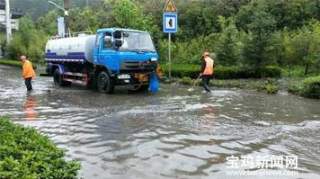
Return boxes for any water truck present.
[45,28,160,93]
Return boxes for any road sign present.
[57,17,65,37]
[163,12,177,33]
[163,0,177,80]
[164,0,177,12]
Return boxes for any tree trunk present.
[304,63,309,76]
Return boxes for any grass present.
[0,117,80,178]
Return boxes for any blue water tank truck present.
[45,28,160,93]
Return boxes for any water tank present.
[45,35,96,63]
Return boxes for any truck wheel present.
[97,71,114,94]
[53,69,71,87]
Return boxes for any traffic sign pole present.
[163,0,177,81]
[168,33,171,80]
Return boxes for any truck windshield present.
[120,31,156,52]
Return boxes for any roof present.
[97,28,147,33]
[0,0,23,19]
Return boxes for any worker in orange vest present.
[20,55,36,91]
[200,51,215,92]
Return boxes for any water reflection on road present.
[0,65,320,179]
[23,94,38,120]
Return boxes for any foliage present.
[302,76,320,98]
[6,17,48,63]
[0,59,22,67]
[257,79,279,94]
[161,64,281,79]
[161,64,199,79]
[237,1,277,68]
[69,7,100,33]
[0,117,80,178]
[215,16,241,66]
[288,79,304,95]
[256,66,282,78]
[3,0,320,78]
[36,11,59,36]
[287,23,320,75]
[179,77,194,85]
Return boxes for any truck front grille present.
[121,61,156,73]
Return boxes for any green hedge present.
[0,59,22,67]
[161,64,282,79]
[0,117,80,178]
[302,76,320,99]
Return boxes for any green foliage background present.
[3,0,320,76]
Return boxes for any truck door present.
[98,32,119,72]
[93,34,102,64]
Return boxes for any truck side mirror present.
[114,31,122,39]
[115,39,123,48]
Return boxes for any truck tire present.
[53,69,71,87]
[97,71,114,94]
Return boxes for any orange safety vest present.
[203,57,214,75]
[22,60,36,79]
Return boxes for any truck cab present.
[93,28,159,92]
[45,28,160,93]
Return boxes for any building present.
[0,0,23,57]
[0,0,23,31]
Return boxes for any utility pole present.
[64,0,70,37]
[5,0,11,44]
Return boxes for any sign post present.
[163,0,177,80]
[57,17,65,37]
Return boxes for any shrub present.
[161,64,200,78]
[0,117,80,178]
[255,66,282,78]
[161,64,282,79]
[179,77,193,85]
[257,79,279,94]
[288,82,303,95]
[0,59,22,67]
[214,66,252,79]
[302,76,320,98]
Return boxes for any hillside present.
[11,0,102,20]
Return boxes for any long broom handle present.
[192,74,201,88]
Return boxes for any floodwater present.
[0,65,320,179]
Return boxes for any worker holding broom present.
[200,51,215,92]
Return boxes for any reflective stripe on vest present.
[203,57,214,75]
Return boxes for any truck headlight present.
[151,57,158,62]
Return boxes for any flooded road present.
[1,65,320,179]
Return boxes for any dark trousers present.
[202,75,212,92]
[25,78,33,91]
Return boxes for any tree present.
[36,11,59,36]
[215,16,241,66]
[289,23,320,75]
[7,17,48,63]
[237,1,276,68]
